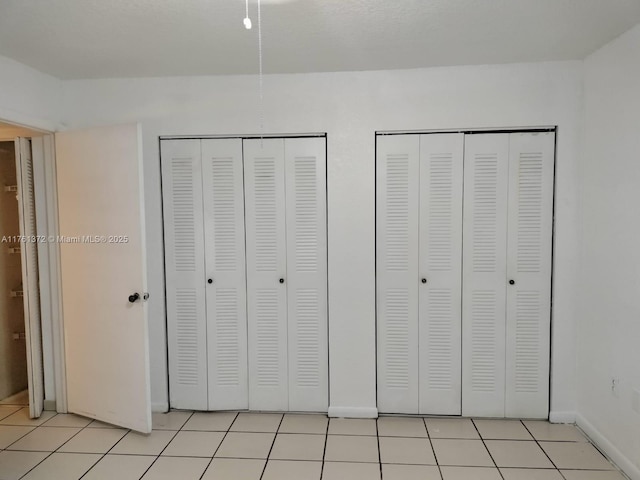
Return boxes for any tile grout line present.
[320,415,329,480]
[257,413,285,480]
[197,411,239,480]
[423,417,444,480]
[520,419,565,476]
[376,416,382,480]
[471,418,506,480]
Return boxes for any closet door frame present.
[374,127,557,419]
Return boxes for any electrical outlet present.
[611,377,620,397]
[633,389,640,415]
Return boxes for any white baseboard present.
[576,413,640,480]
[328,406,378,419]
[152,402,169,413]
[43,400,56,411]
[549,411,576,424]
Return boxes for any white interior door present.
[244,138,289,411]
[505,132,554,418]
[201,139,248,410]
[15,138,44,418]
[161,139,208,410]
[462,133,510,417]
[376,134,420,414]
[418,133,463,415]
[284,137,328,412]
[56,124,151,432]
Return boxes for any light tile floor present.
[0,409,629,480]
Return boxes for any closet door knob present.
[509,279,515,285]
[208,278,213,284]
[421,278,427,284]
[279,278,285,284]
[128,293,140,303]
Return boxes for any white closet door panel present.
[505,132,554,418]
[284,138,328,412]
[462,134,509,417]
[244,138,289,411]
[418,133,463,415]
[376,135,420,414]
[161,139,208,410]
[201,139,248,410]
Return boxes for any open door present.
[55,124,151,433]
[15,138,44,418]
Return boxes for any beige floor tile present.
[82,454,156,480]
[560,470,627,480]
[0,425,34,449]
[42,414,92,428]
[151,411,192,430]
[431,439,493,467]
[500,468,564,479]
[379,436,436,465]
[141,456,209,480]
[161,431,225,457]
[0,408,56,426]
[0,391,29,406]
[328,418,377,436]
[425,418,480,439]
[269,433,326,461]
[485,440,554,468]
[0,450,49,480]
[110,430,176,455]
[474,420,533,440]
[381,464,441,480]
[21,452,101,480]
[322,462,381,480]
[215,432,275,459]
[279,414,328,434]
[57,427,127,453]
[378,417,428,437]
[0,406,23,421]
[440,466,502,480]
[202,458,265,480]
[182,412,237,431]
[523,421,587,442]
[262,460,322,480]
[6,426,80,452]
[540,442,615,470]
[324,434,379,463]
[230,413,283,432]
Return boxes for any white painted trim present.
[576,413,640,480]
[328,406,379,419]
[549,411,576,424]
[0,108,56,134]
[152,402,169,413]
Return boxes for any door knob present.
[128,293,140,303]
[279,278,285,284]
[208,278,213,284]
[421,278,427,284]
[509,279,515,285]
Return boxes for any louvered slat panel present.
[244,138,289,411]
[462,134,509,417]
[161,140,208,410]
[201,139,248,410]
[418,133,463,415]
[285,138,328,412]
[376,135,419,414]
[505,132,554,418]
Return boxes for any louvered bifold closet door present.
[505,132,554,418]
[284,138,328,412]
[462,134,510,417]
[161,140,208,410]
[201,139,249,410]
[376,135,420,414]
[244,138,289,411]
[418,134,463,415]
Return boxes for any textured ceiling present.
[0,0,639,79]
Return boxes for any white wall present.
[0,55,61,132]
[578,23,640,478]
[60,61,583,416]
